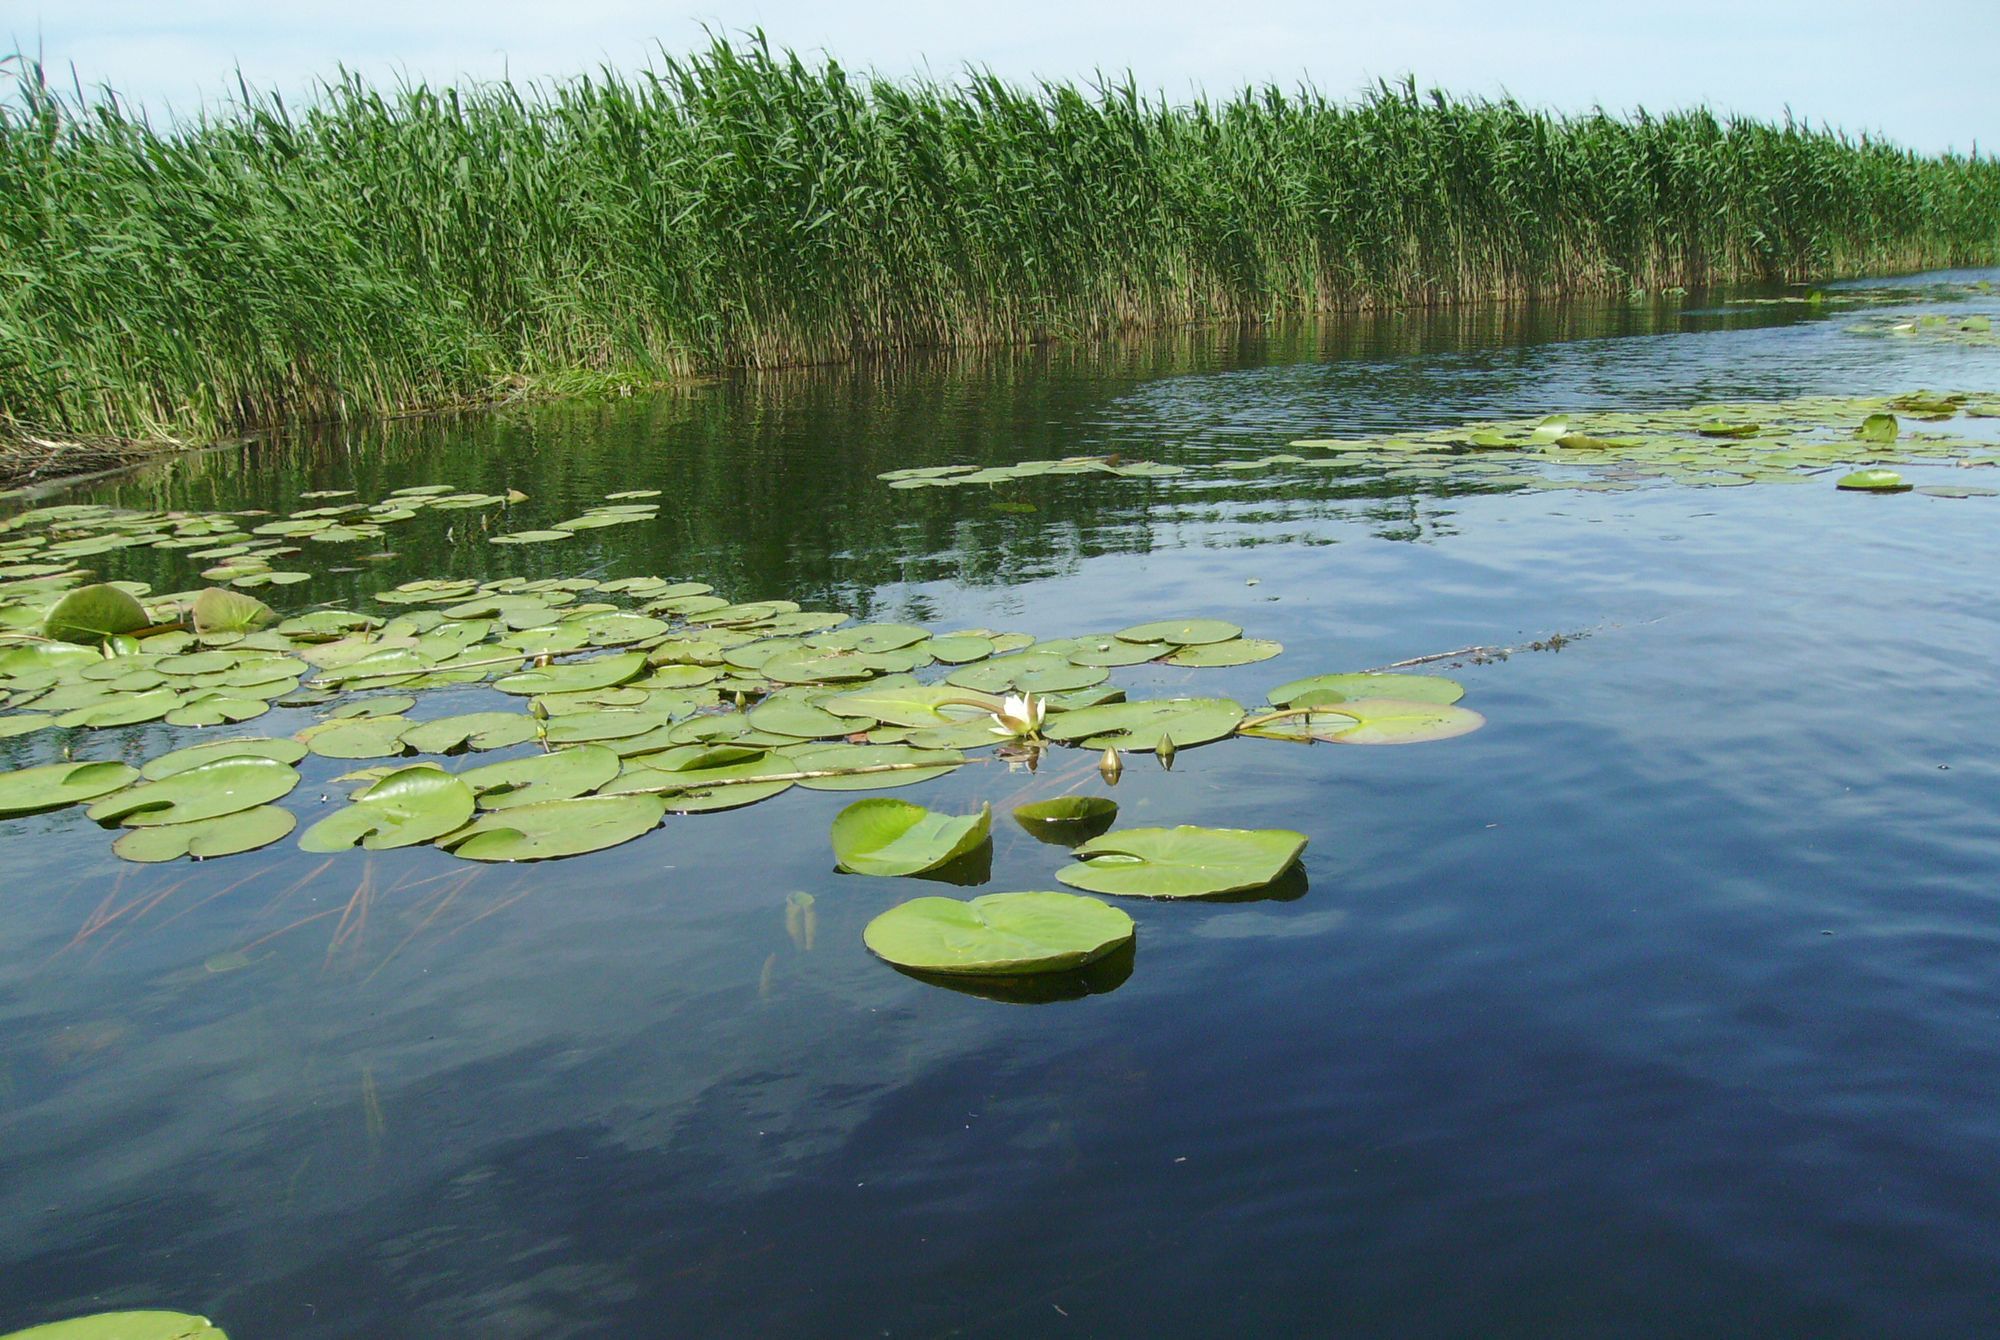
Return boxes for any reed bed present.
[4,36,1998,447]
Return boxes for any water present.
[4,277,2000,1336]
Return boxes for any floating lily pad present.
[863,891,1134,976]
[443,793,667,861]
[1057,825,1308,898]
[0,1311,229,1339]
[1836,469,1912,492]
[1042,697,1245,752]
[784,743,966,789]
[113,806,296,862]
[1266,672,1465,707]
[55,687,182,728]
[1857,412,1900,443]
[818,683,990,728]
[399,712,539,754]
[43,583,150,644]
[1012,795,1119,843]
[300,765,477,851]
[298,715,414,759]
[1251,697,1487,744]
[1115,618,1242,646]
[141,737,308,779]
[88,756,300,826]
[1162,637,1283,668]
[0,760,141,817]
[831,799,993,876]
[457,744,622,809]
[493,652,647,695]
[190,586,277,633]
[488,529,574,545]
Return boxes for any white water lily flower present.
[988,691,1047,738]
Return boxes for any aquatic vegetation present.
[1012,796,1119,844]
[1056,826,1310,899]
[862,891,1135,976]
[0,1314,226,1339]
[7,37,2000,455]
[830,799,993,877]
[1849,311,2000,348]
[1836,469,1912,492]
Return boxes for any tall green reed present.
[4,35,1997,445]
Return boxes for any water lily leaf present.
[808,622,929,654]
[43,583,150,644]
[329,695,418,719]
[863,891,1134,976]
[1013,795,1119,843]
[142,737,308,779]
[1058,825,1308,898]
[0,642,101,676]
[0,1311,228,1339]
[1253,697,1487,744]
[1836,469,1912,492]
[818,683,991,728]
[493,651,647,695]
[1162,637,1283,667]
[88,756,300,826]
[604,745,800,811]
[746,693,871,739]
[166,695,271,727]
[488,529,574,545]
[1266,672,1465,707]
[1915,484,1999,498]
[300,764,477,851]
[831,799,992,876]
[459,744,621,809]
[443,793,667,861]
[0,760,141,816]
[298,715,414,759]
[1114,618,1242,646]
[1857,412,1900,443]
[1068,637,1169,667]
[113,805,296,862]
[190,586,277,633]
[1042,697,1244,751]
[784,743,965,789]
[947,655,1108,695]
[56,688,183,728]
[399,712,540,754]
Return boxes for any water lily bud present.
[1157,734,1177,770]
[1098,746,1123,782]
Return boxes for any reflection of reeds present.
[7,36,1998,447]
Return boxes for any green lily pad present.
[784,743,966,790]
[488,529,574,545]
[399,712,540,754]
[1857,412,1900,443]
[55,687,183,728]
[1042,697,1245,752]
[746,693,870,739]
[190,586,277,633]
[1161,637,1283,668]
[298,715,414,759]
[458,744,622,809]
[1250,697,1487,744]
[863,891,1134,976]
[1915,484,1999,498]
[604,745,801,811]
[818,683,991,728]
[831,799,993,876]
[1115,618,1242,646]
[1012,795,1119,844]
[141,737,308,779]
[43,583,150,644]
[1266,672,1465,707]
[88,756,300,826]
[165,695,271,727]
[113,805,296,862]
[0,760,141,816]
[0,1311,228,1339]
[300,764,477,851]
[493,651,647,695]
[1836,469,1912,492]
[1057,825,1308,898]
[443,793,667,861]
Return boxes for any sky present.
[8,0,1996,155]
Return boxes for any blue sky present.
[11,1,1997,155]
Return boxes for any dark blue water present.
[3,276,2000,1336]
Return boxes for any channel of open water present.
[4,273,2000,1336]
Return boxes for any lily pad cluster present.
[880,455,1188,489]
[874,392,2000,499]
[1848,312,1999,348]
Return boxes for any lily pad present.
[1057,825,1308,898]
[113,805,297,862]
[141,737,308,779]
[1266,672,1465,707]
[458,744,623,809]
[43,584,150,644]
[831,799,993,876]
[399,712,539,754]
[0,1312,228,1339]
[190,586,277,633]
[1836,469,1912,492]
[1162,637,1283,668]
[88,756,300,826]
[863,891,1134,976]
[784,743,966,790]
[300,765,477,851]
[493,651,647,695]
[1042,697,1245,752]
[1250,697,1487,744]
[0,760,141,817]
[443,793,667,861]
[298,715,414,759]
[1114,618,1242,646]
[1012,795,1119,843]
